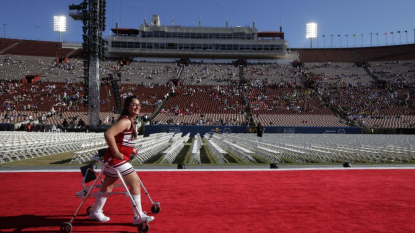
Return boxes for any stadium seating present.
[1,39,415,129]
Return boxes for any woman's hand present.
[132,148,138,155]
[114,152,124,160]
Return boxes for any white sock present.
[92,191,107,214]
[131,194,143,218]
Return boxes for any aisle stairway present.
[350,49,379,82]
[0,41,20,54]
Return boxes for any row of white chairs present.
[209,134,256,163]
[131,133,174,164]
[203,134,228,164]
[227,133,415,163]
[159,136,185,164]
[0,132,103,164]
[189,133,202,164]
[264,134,415,163]
[170,133,184,142]
[182,133,191,143]
[225,134,283,163]
[69,139,108,164]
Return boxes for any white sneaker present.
[89,211,110,222]
[133,212,155,225]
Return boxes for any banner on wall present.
[144,125,362,136]
[0,124,14,131]
[266,126,362,134]
[144,125,247,137]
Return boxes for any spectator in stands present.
[30,123,37,132]
[78,119,85,128]
[62,119,69,128]
[89,95,154,225]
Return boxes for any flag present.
[361,34,363,36]
[405,30,407,33]
[345,35,348,37]
[390,32,393,34]
[397,31,401,33]
[322,35,325,37]
[337,35,341,37]
[384,33,387,35]
[353,34,356,37]
[375,33,378,35]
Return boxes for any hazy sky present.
[1,0,414,48]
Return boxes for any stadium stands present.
[292,49,357,63]
[1,39,74,57]
[354,44,415,61]
[1,38,415,130]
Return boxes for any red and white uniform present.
[103,116,136,168]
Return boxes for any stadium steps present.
[350,49,362,62]
[65,48,79,58]
[351,49,379,82]
[150,93,170,122]
[177,64,185,79]
[0,41,20,54]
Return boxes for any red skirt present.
[103,144,134,167]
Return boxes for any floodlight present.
[54,16,66,42]
[54,16,67,32]
[306,23,317,39]
[306,22,318,48]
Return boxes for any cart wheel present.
[151,205,161,214]
[137,223,150,233]
[60,222,73,233]
[86,206,93,215]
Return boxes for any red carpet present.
[0,169,414,233]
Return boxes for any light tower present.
[68,0,106,127]
[306,22,317,48]
[54,16,66,42]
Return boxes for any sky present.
[0,0,414,48]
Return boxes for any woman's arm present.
[104,118,131,159]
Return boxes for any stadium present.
[0,1,414,233]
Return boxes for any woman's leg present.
[89,176,118,222]
[122,172,155,224]
[122,171,140,195]
[100,176,118,192]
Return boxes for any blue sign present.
[144,125,361,136]
[144,125,247,137]
[265,126,361,134]
[0,124,13,131]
